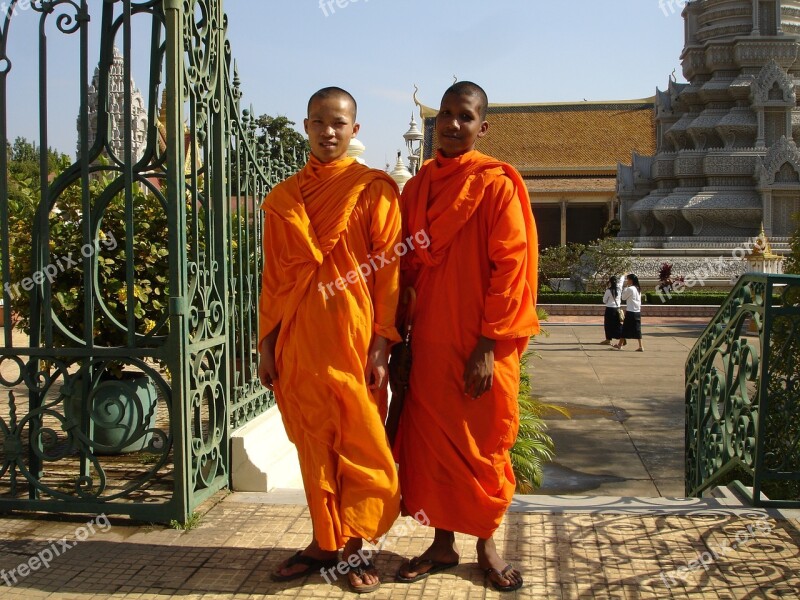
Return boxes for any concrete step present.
[230,405,303,492]
[228,485,800,520]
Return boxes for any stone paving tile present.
[0,499,799,599]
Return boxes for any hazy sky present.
[5,0,688,168]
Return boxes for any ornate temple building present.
[418,99,656,248]
[80,46,148,164]
[617,0,800,279]
[80,47,200,184]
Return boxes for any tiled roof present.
[421,100,656,173]
[527,177,618,194]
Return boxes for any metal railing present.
[685,273,800,507]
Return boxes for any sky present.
[5,0,689,169]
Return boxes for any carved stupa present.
[618,0,800,279]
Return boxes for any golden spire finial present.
[750,223,778,258]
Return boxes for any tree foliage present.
[539,238,635,292]
[786,215,800,275]
[7,171,172,347]
[253,114,308,164]
[539,243,585,284]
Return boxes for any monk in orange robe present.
[258,87,401,593]
[393,82,539,593]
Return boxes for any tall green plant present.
[8,172,173,347]
[511,309,568,493]
[579,237,635,292]
[538,243,585,289]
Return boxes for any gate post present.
[164,0,191,523]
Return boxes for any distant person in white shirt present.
[615,273,644,352]
[600,276,623,345]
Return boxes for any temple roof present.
[420,99,657,174]
[527,177,617,194]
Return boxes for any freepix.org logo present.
[318,229,430,300]
[1,514,112,587]
[318,0,369,18]
[659,0,689,17]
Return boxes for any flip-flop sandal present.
[348,559,380,594]
[271,550,339,582]
[395,557,459,583]
[485,564,523,592]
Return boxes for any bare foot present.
[344,538,380,592]
[477,536,522,591]
[273,539,337,580]
[397,528,460,580]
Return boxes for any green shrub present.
[538,293,604,304]
[579,238,635,292]
[538,238,634,292]
[643,291,730,305]
[8,173,172,346]
[511,310,567,493]
[539,291,736,305]
[539,244,584,283]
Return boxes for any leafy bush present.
[8,171,172,347]
[539,291,735,305]
[578,238,635,291]
[656,262,685,293]
[539,243,585,283]
[643,291,730,305]
[538,293,604,304]
[539,238,635,292]
[511,309,567,493]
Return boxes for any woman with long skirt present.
[616,273,644,351]
[600,276,623,345]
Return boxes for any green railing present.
[0,0,303,524]
[685,273,800,507]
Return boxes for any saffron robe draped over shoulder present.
[396,150,539,539]
[259,154,402,551]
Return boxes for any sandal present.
[395,557,459,583]
[348,559,380,594]
[485,564,523,592]
[271,550,339,582]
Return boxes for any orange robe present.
[259,155,402,551]
[396,150,539,539]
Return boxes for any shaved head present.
[442,81,488,120]
[307,86,357,119]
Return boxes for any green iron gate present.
[686,273,800,507]
[0,0,302,523]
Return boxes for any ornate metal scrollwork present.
[686,274,800,507]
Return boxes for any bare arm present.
[258,324,281,390]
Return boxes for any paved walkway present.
[531,320,700,498]
[1,320,800,598]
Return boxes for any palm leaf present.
[511,321,570,493]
